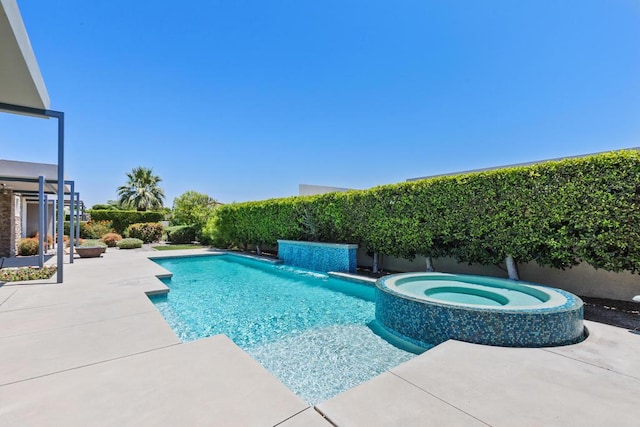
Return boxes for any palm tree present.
[117,167,165,211]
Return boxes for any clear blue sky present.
[1,0,639,208]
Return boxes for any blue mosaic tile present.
[277,240,357,273]
[375,274,585,348]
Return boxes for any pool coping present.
[327,271,377,285]
[223,251,284,264]
[277,240,359,249]
[377,272,581,313]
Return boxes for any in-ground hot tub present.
[375,273,584,348]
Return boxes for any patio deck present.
[0,248,637,426]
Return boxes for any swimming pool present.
[150,254,419,404]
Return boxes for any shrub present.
[126,222,163,243]
[101,233,123,247]
[117,238,144,249]
[201,214,234,247]
[18,238,39,256]
[63,220,113,239]
[63,221,77,236]
[166,225,197,244]
[0,266,57,282]
[88,210,165,234]
[80,239,107,248]
[83,221,114,239]
[63,236,84,247]
[30,232,53,248]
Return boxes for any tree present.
[117,167,165,211]
[106,199,124,209]
[172,191,219,229]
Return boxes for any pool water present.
[396,276,549,306]
[150,255,418,404]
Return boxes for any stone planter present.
[277,240,357,273]
[75,246,104,258]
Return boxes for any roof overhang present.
[0,0,50,112]
[0,159,69,195]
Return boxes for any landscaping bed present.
[0,266,57,282]
[582,297,640,331]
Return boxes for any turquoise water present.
[399,278,546,306]
[150,255,416,404]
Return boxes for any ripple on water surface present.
[247,324,414,404]
[151,255,418,404]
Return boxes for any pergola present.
[0,160,84,268]
[0,0,69,282]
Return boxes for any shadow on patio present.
[1,255,54,268]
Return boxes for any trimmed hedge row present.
[88,210,164,234]
[207,151,640,274]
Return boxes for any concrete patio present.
[0,248,638,426]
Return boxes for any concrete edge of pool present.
[376,272,585,348]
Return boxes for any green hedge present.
[63,221,81,236]
[166,225,198,244]
[88,210,164,234]
[206,151,640,274]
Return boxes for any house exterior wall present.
[0,191,12,256]
[25,201,54,238]
[20,198,27,238]
[13,194,21,254]
[0,190,18,257]
[26,202,38,237]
